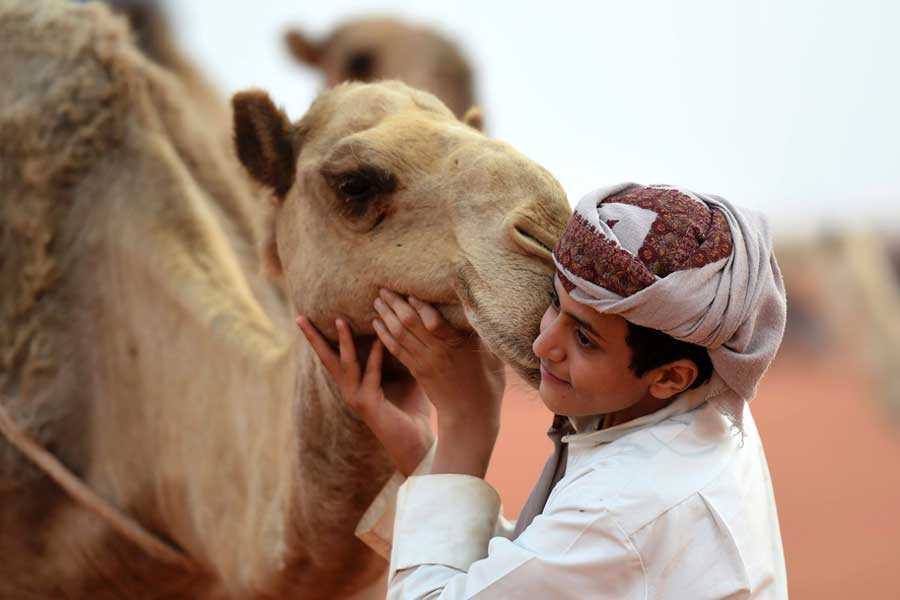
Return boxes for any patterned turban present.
[553,183,787,427]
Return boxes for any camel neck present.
[280,348,395,588]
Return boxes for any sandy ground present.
[485,354,900,598]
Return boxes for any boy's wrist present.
[387,431,434,477]
[437,413,500,441]
[431,420,499,478]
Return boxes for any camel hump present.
[0,0,268,491]
[0,0,141,190]
[0,0,141,487]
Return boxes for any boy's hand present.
[296,316,433,477]
[372,289,505,478]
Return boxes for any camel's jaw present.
[513,364,542,390]
[434,302,469,331]
[440,303,541,389]
[451,303,542,391]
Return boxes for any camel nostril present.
[512,225,555,262]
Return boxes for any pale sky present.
[167,0,899,231]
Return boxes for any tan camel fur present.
[776,236,900,421]
[102,0,229,131]
[106,4,479,125]
[108,3,485,144]
[836,234,900,418]
[286,17,478,120]
[0,1,570,598]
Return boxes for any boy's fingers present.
[373,318,414,366]
[296,316,340,377]
[379,289,428,335]
[374,297,427,353]
[336,319,361,380]
[408,296,453,337]
[361,339,384,398]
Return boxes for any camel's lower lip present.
[435,302,469,331]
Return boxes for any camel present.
[104,2,483,136]
[286,16,479,121]
[837,233,900,418]
[101,0,231,137]
[0,1,570,598]
[105,3,479,123]
[774,233,900,419]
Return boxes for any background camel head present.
[233,81,570,382]
[285,17,477,120]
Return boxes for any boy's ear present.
[462,106,484,132]
[285,28,322,66]
[232,90,297,199]
[648,359,699,400]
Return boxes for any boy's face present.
[532,277,656,418]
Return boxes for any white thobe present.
[356,392,788,599]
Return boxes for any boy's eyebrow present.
[564,310,606,342]
[553,275,606,342]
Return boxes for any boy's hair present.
[625,322,713,390]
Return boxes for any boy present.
[298,183,788,598]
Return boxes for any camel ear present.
[232,90,296,198]
[462,106,484,132]
[285,29,322,66]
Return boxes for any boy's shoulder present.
[558,402,762,536]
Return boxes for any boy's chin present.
[538,384,573,415]
[539,385,622,419]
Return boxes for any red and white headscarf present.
[553,183,787,427]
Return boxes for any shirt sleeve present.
[355,445,514,559]
[355,444,437,559]
[387,474,645,599]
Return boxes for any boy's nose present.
[532,321,565,363]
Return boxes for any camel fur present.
[0,1,570,598]
[286,16,478,120]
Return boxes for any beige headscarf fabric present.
[553,183,787,428]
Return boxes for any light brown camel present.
[107,3,483,135]
[779,229,900,423]
[286,16,479,121]
[104,4,479,124]
[0,1,569,598]
[838,234,900,418]
[102,0,230,132]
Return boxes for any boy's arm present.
[355,443,516,560]
[385,473,645,600]
[356,289,509,558]
[355,443,436,559]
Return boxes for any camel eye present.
[332,167,395,201]
[338,173,373,199]
[326,166,397,229]
[345,50,375,80]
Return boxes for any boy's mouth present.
[540,362,569,385]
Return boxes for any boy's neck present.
[602,394,675,430]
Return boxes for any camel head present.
[285,17,476,119]
[233,81,570,383]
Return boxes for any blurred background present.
[119,0,900,596]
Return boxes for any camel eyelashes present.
[324,167,397,227]
[329,168,396,202]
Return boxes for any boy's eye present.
[575,329,593,348]
[549,287,560,309]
